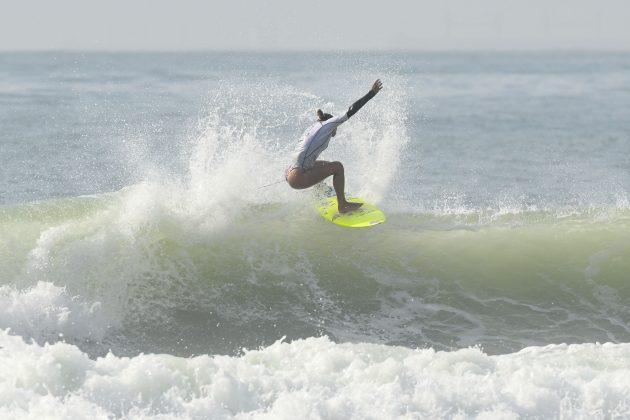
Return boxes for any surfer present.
[286,79,383,213]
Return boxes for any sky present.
[1,0,629,51]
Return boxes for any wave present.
[1,187,629,357]
[1,330,629,419]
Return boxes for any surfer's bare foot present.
[339,201,363,213]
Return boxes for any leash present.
[255,179,285,190]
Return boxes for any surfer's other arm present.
[347,79,383,119]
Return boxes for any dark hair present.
[317,109,333,121]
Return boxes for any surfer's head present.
[317,109,333,122]
[317,109,337,136]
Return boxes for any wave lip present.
[1,331,630,419]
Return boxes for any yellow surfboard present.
[317,196,386,228]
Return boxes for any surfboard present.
[316,195,386,228]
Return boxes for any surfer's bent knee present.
[330,161,344,174]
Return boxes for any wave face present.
[2,190,629,357]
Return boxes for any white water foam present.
[1,331,629,419]
[0,282,108,343]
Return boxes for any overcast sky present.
[2,0,629,51]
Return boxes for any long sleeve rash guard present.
[290,90,376,170]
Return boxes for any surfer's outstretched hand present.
[371,79,383,94]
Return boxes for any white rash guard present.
[286,88,376,178]
[290,113,349,171]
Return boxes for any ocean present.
[1,51,630,419]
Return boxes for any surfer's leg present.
[327,162,362,213]
[287,161,362,213]
[287,161,334,189]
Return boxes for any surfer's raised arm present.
[347,79,383,119]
